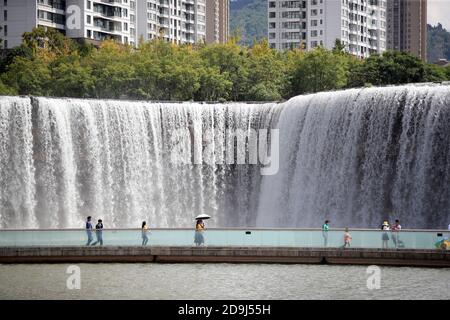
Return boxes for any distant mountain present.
[230,0,267,46]
[427,24,450,63]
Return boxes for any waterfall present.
[0,84,449,229]
[257,85,450,229]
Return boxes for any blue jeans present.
[86,231,93,246]
[142,233,149,246]
[92,232,103,246]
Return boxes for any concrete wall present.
[0,0,37,48]
[1,246,449,267]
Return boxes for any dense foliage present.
[0,27,449,101]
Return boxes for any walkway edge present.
[0,246,449,267]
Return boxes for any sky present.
[428,0,450,29]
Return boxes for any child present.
[342,228,352,248]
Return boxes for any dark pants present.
[92,231,103,246]
[86,231,93,246]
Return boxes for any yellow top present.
[196,223,204,231]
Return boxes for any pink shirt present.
[344,232,352,242]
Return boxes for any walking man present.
[85,216,94,246]
[92,219,104,246]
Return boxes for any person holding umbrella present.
[194,214,210,246]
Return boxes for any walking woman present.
[322,220,330,247]
[194,219,205,246]
[142,221,149,246]
[381,221,390,249]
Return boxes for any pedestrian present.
[341,228,352,248]
[142,221,149,246]
[381,220,390,249]
[322,220,330,247]
[85,216,94,246]
[194,219,205,246]
[92,219,104,246]
[391,219,403,248]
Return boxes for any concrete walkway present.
[0,246,449,267]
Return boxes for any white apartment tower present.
[0,0,225,48]
[69,0,138,46]
[268,0,387,58]
[0,0,138,48]
[136,0,206,44]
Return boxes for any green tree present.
[200,41,250,101]
[332,39,346,54]
[361,51,426,85]
[0,45,33,73]
[0,79,17,95]
[22,26,72,55]
[196,67,232,101]
[2,56,51,95]
[444,65,450,80]
[50,56,94,97]
[245,39,286,101]
[290,47,348,94]
[423,63,448,82]
[89,41,136,99]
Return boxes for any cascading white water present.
[257,85,450,229]
[0,96,280,228]
[0,85,449,229]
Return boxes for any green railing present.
[0,228,449,250]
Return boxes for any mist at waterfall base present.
[0,85,449,229]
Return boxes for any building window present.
[87,1,91,10]
[3,10,7,21]
[3,24,6,36]
[87,15,91,24]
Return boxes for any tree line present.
[1,27,449,101]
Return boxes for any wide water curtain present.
[0,85,449,229]
[0,97,280,228]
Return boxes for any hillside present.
[427,23,450,62]
[230,0,267,46]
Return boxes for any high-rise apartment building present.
[136,0,206,45]
[0,0,138,48]
[0,0,229,49]
[268,0,387,58]
[206,0,229,44]
[386,0,427,61]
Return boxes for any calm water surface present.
[0,263,449,300]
